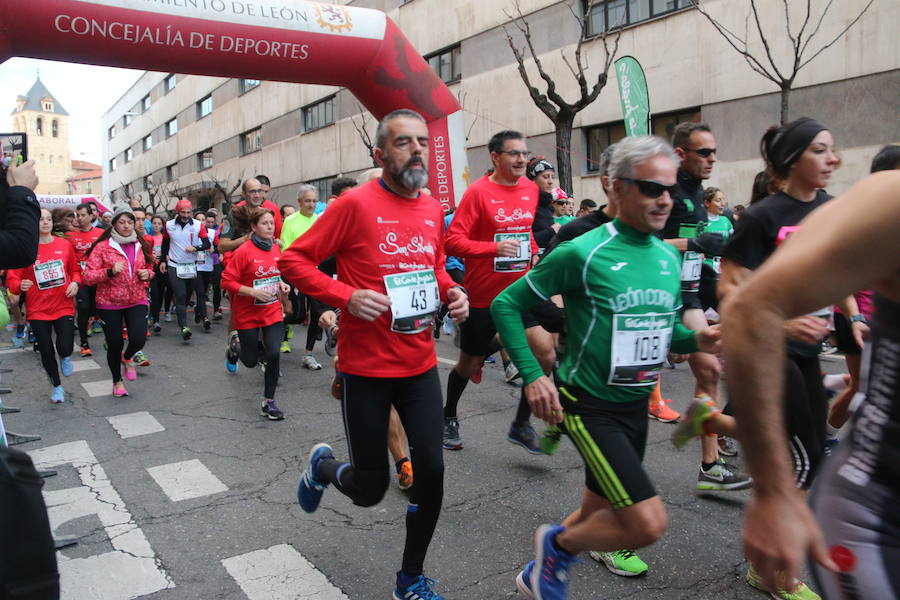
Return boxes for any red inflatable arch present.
[0,0,468,209]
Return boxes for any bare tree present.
[503,0,619,193]
[691,0,875,124]
[145,181,177,217]
[347,102,378,167]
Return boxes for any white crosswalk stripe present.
[222,544,349,600]
[107,411,165,438]
[29,440,174,600]
[147,458,228,502]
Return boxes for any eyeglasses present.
[686,147,717,157]
[618,178,678,198]
[498,150,531,159]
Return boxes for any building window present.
[164,73,177,92]
[197,148,213,170]
[650,108,701,142]
[307,175,336,204]
[240,128,262,155]
[166,164,176,182]
[52,120,58,138]
[110,157,117,171]
[165,118,178,138]
[585,0,688,36]
[142,94,151,112]
[426,45,462,83]
[42,101,53,111]
[583,107,699,171]
[86,181,92,193]
[123,113,133,127]
[142,134,153,151]
[108,125,116,140]
[143,175,152,191]
[240,79,261,94]
[303,96,336,132]
[36,117,43,136]
[125,147,133,163]
[197,95,213,118]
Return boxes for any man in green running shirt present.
[492,136,721,600]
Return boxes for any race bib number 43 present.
[384,269,439,334]
[609,313,675,386]
[493,233,531,272]
[35,259,66,290]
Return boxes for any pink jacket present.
[83,238,153,307]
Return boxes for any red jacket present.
[83,238,153,307]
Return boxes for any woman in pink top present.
[83,207,154,397]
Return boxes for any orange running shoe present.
[470,367,483,384]
[396,459,413,491]
[648,398,680,423]
[80,344,92,357]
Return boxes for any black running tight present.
[317,367,444,577]
[29,316,74,386]
[96,306,148,383]
[236,323,283,399]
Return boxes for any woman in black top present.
[721,117,864,489]
[717,116,865,598]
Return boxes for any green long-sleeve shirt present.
[491,218,699,403]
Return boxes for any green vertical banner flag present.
[615,56,651,136]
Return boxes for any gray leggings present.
[809,443,900,598]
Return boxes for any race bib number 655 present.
[609,312,675,386]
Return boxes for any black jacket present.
[531,190,556,249]
[0,184,40,269]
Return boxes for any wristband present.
[849,314,868,324]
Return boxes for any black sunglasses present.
[686,147,717,157]
[619,178,678,198]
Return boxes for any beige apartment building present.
[102,0,898,213]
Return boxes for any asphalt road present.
[0,315,843,600]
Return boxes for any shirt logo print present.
[610,262,628,271]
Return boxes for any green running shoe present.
[746,564,821,600]
[671,396,715,448]
[589,549,648,577]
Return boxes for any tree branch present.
[798,0,875,70]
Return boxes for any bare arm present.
[721,171,900,589]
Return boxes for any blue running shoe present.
[392,574,446,600]
[532,524,575,600]
[26,328,35,344]
[225,334,239,374]
[50,386,65,404]
[297,443,333,513]
[515,560,537,599]
[60,356,73,377]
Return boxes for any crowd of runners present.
[2,108,898,600]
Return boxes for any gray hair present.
[608,136,679,180]
[598,143,617,178]
[357,168,382,184]
[374,109,426,151]
[297,184,316,198]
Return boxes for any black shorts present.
[558,386,656,509]
[680,290,703,312]
[833,313,862,355]
[459,306,543,357]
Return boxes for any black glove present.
[687,232,724,256]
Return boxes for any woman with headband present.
[682,116,860,600]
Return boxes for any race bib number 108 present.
[609,312,675,386]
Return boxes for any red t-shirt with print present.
[444,175,539,308]
[279,179,458,378]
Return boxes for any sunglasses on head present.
[686,147,717,157]
[618,178,678,198]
